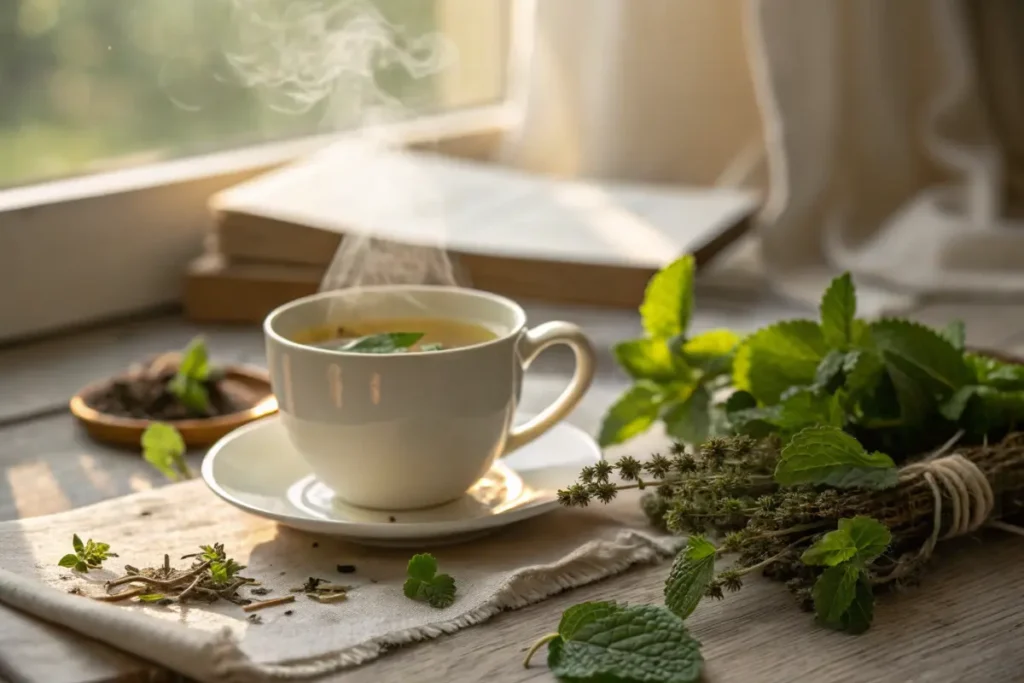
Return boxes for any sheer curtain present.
[499,0,1024,313]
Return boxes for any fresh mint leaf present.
[662,385,712,445]
[839,575,875,634]
[820,273,856,348]
[141,423,190,481]
[838,516,891,562]
[640,256,695,340]
[557,601,622,640]
[940,320,966,351]
[870,319,973,397]
[815,350,848,393]
[813,564,860,625]
[775,388,844,432]
[664,535,717,619]
[614,338,685,382]
[774,426,898,490]
[419,342,444,352]
[547,604,703,683]
[940,386,976,421]
[843,349,885,399]
[406,553,437,582]
[599,383,664,447]
[735,320,828,404]
[800,529,858,567]
[403,553,456,609]
[422,574,456,608]
[681,329,740,377]
[341,332,424,354]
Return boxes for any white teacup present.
[264,285,596,510]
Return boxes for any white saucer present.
[201,413,601,547]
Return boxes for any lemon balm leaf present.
[640,256,695,340]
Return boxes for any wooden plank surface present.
[4,293,1024,682]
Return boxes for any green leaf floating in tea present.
[338,332,445,354]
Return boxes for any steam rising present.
[224,0,467,302]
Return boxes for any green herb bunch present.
[560,257,1024,650]
[561,429,1024,639]
[603,257,1024,455]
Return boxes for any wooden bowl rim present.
[69,364,278,436]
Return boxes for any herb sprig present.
[58,535,118,573]
[403,553,456,608]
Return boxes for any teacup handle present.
[503,321,597,455]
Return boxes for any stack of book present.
[184,139,759,323]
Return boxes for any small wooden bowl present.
[70,365,279,448]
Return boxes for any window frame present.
[0,0,515,343]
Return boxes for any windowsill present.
[0,104,515,344]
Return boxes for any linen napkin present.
[0,478,678,683]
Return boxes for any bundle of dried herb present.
[562,430,1024,633]
[556,257,1024,644]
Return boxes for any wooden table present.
[4,292,1024,683]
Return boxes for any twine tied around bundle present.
[899,431,1024,563]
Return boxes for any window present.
[2,0,508,188]
[0,0,511,342]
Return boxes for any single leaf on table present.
[940,320,966,351]
[662,385,712,445]
[547,604,703,683]
[664,535,717,619]
[839,575,875,634]
[870,319,973,397]
[614,338,686,382]
[557,601,622,640]
[598,383,664,447]
[800,529,858,567]
[774,426,898,490]
[736,320,829,404]
[812,563,860,625]
[820,273,857,348]
[838,516,891,562]
[639,255,695,340]
[403,553,456,609]
[341,332,424,354]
